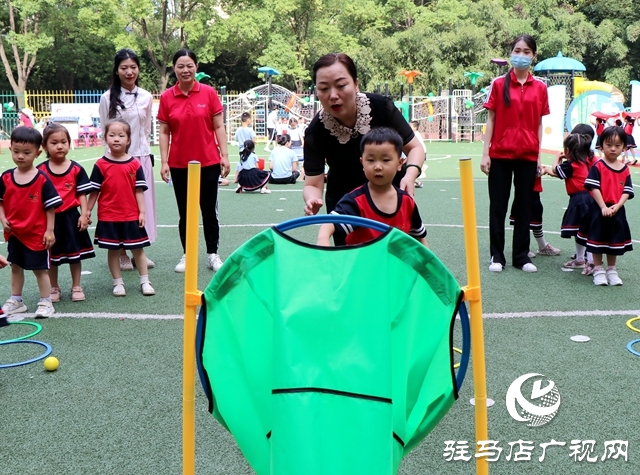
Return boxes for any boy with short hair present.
[0,126,62,317]
[235,112,256,157]
[317,127,427,247]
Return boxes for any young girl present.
[595,118,605,159]
[576,127,633,286]
[624,115,637,165]
[87,118,155,296]
[37,124,95,302]
[545,132,595,270]
[235,140,271,194]
[288,117,304,160]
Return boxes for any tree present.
[0,0,53,107]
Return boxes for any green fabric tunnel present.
[196,224,464,475]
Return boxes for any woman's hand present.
[304,198,324,216]
[161,162,171,183]
[1,219,10,234]
[0,254,7,268]
[220,154,230,178]
[399,176,416,197]
[480,154,491,175]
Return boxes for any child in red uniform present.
[0,127,62,317]
[624,116,636,165]
[545,133,595,269]
[87,118,155,297]
[576,127,633,286]
[38,123,95,302]
[317,127,427,246]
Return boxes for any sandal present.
[71,286,85,302]
[582,262,595,276]
[141,282,156,296]
[113,283,126,297]
[563,259,586,269]
[50,286,61,303]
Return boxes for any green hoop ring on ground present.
[0,321,42,344]
[626,317,640,334]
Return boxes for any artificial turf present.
[1,141,639,474]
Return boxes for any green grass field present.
[1,141,639,474]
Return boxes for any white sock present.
[575,243,586,262]
[139,274,150,284]
[11,295,22,302]
[113,277,124,286]
[586,252,594,264]
[534,234,547,250]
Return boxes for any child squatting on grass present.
[317,127,427,247]
[0,127,63,318]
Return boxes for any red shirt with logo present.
[0,169,62,250]
[37,161,92,213]
[484,70,550,162]
[331,184,426,245]
[157,81,224,168]
[584,160,634,204]
[89,157,147,222]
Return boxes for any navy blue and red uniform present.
[330,183,426,245]
[555,158,596,238]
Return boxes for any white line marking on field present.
[7,308,640,322]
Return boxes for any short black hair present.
[11,126,42,148]
[600,126,627,146]
[240,112,251,123]
[360,127,403,157]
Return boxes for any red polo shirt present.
[484,70,550,162]
[157,81,224,168]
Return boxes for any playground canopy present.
[534,52,586,73]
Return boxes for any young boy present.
[0,127,62,318]
[317,127,427,247]
[234,112,256,159]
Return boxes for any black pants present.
[488,158,537,267]
[269,171,300,184]
[171,165,221,254]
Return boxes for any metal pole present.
[448,78,453,141]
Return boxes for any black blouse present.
[303,92,415,212]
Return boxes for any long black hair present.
[108,49,140,119]
[503,34,537,107]
[240,140,255,162]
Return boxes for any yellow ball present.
[44,356,59,371]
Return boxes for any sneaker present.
[208,253,224,272]
[50,286,62,303]
[527,250,536,258]
[35,301,55,319]
[141,282,156,296]
[260,187,271,194]
[2,298,27,315]
[605,268,623,286]
[489,257,503,273]
[593,268,608,286]
[119,255,134,271]
[520,263,538,273]
[174,255,187,273]
[537,243,561,256]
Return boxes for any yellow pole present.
[459,157,489,475]
[183,161,203,475]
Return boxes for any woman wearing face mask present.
[480,34,550,273]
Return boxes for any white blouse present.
[99,86,153,157]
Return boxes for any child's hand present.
[2,219,11,233]
[608,204,619,216]
[556,152,566,162]
[78,214,89,232]
[0,254,7,268]
[85,211,92,225]
[138,212,146,228]
[43,232,55,249]
[601,207,613,218]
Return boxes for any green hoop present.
[0,321,43,344]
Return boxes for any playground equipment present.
[181,158,490,475]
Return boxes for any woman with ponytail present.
[480,35,550,273]
[99,49,156,271]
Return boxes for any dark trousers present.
[488,158,537,267]
[269,171,300,184]
[171,165,221,254]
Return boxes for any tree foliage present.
[0,0,637,103]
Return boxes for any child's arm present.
[86,191,98,224]
[417,236,428,247]
[136,189,146,228]
[0,202,9,233]
[317,223,335,246]
[591,189,612,217]
[77,194,89,231]
[546,153,565,177]
[292,160,298,173]
[43,208,56,249]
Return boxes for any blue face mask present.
[511,54,532,70]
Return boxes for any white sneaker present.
[2,298,27,315]
[593,268,608,286]
[606,268,623,286]
[520,263,537,273]
[489,258,503,272]
[35,301,55,318]
[174,255,186,273]
[208,253,223,271]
